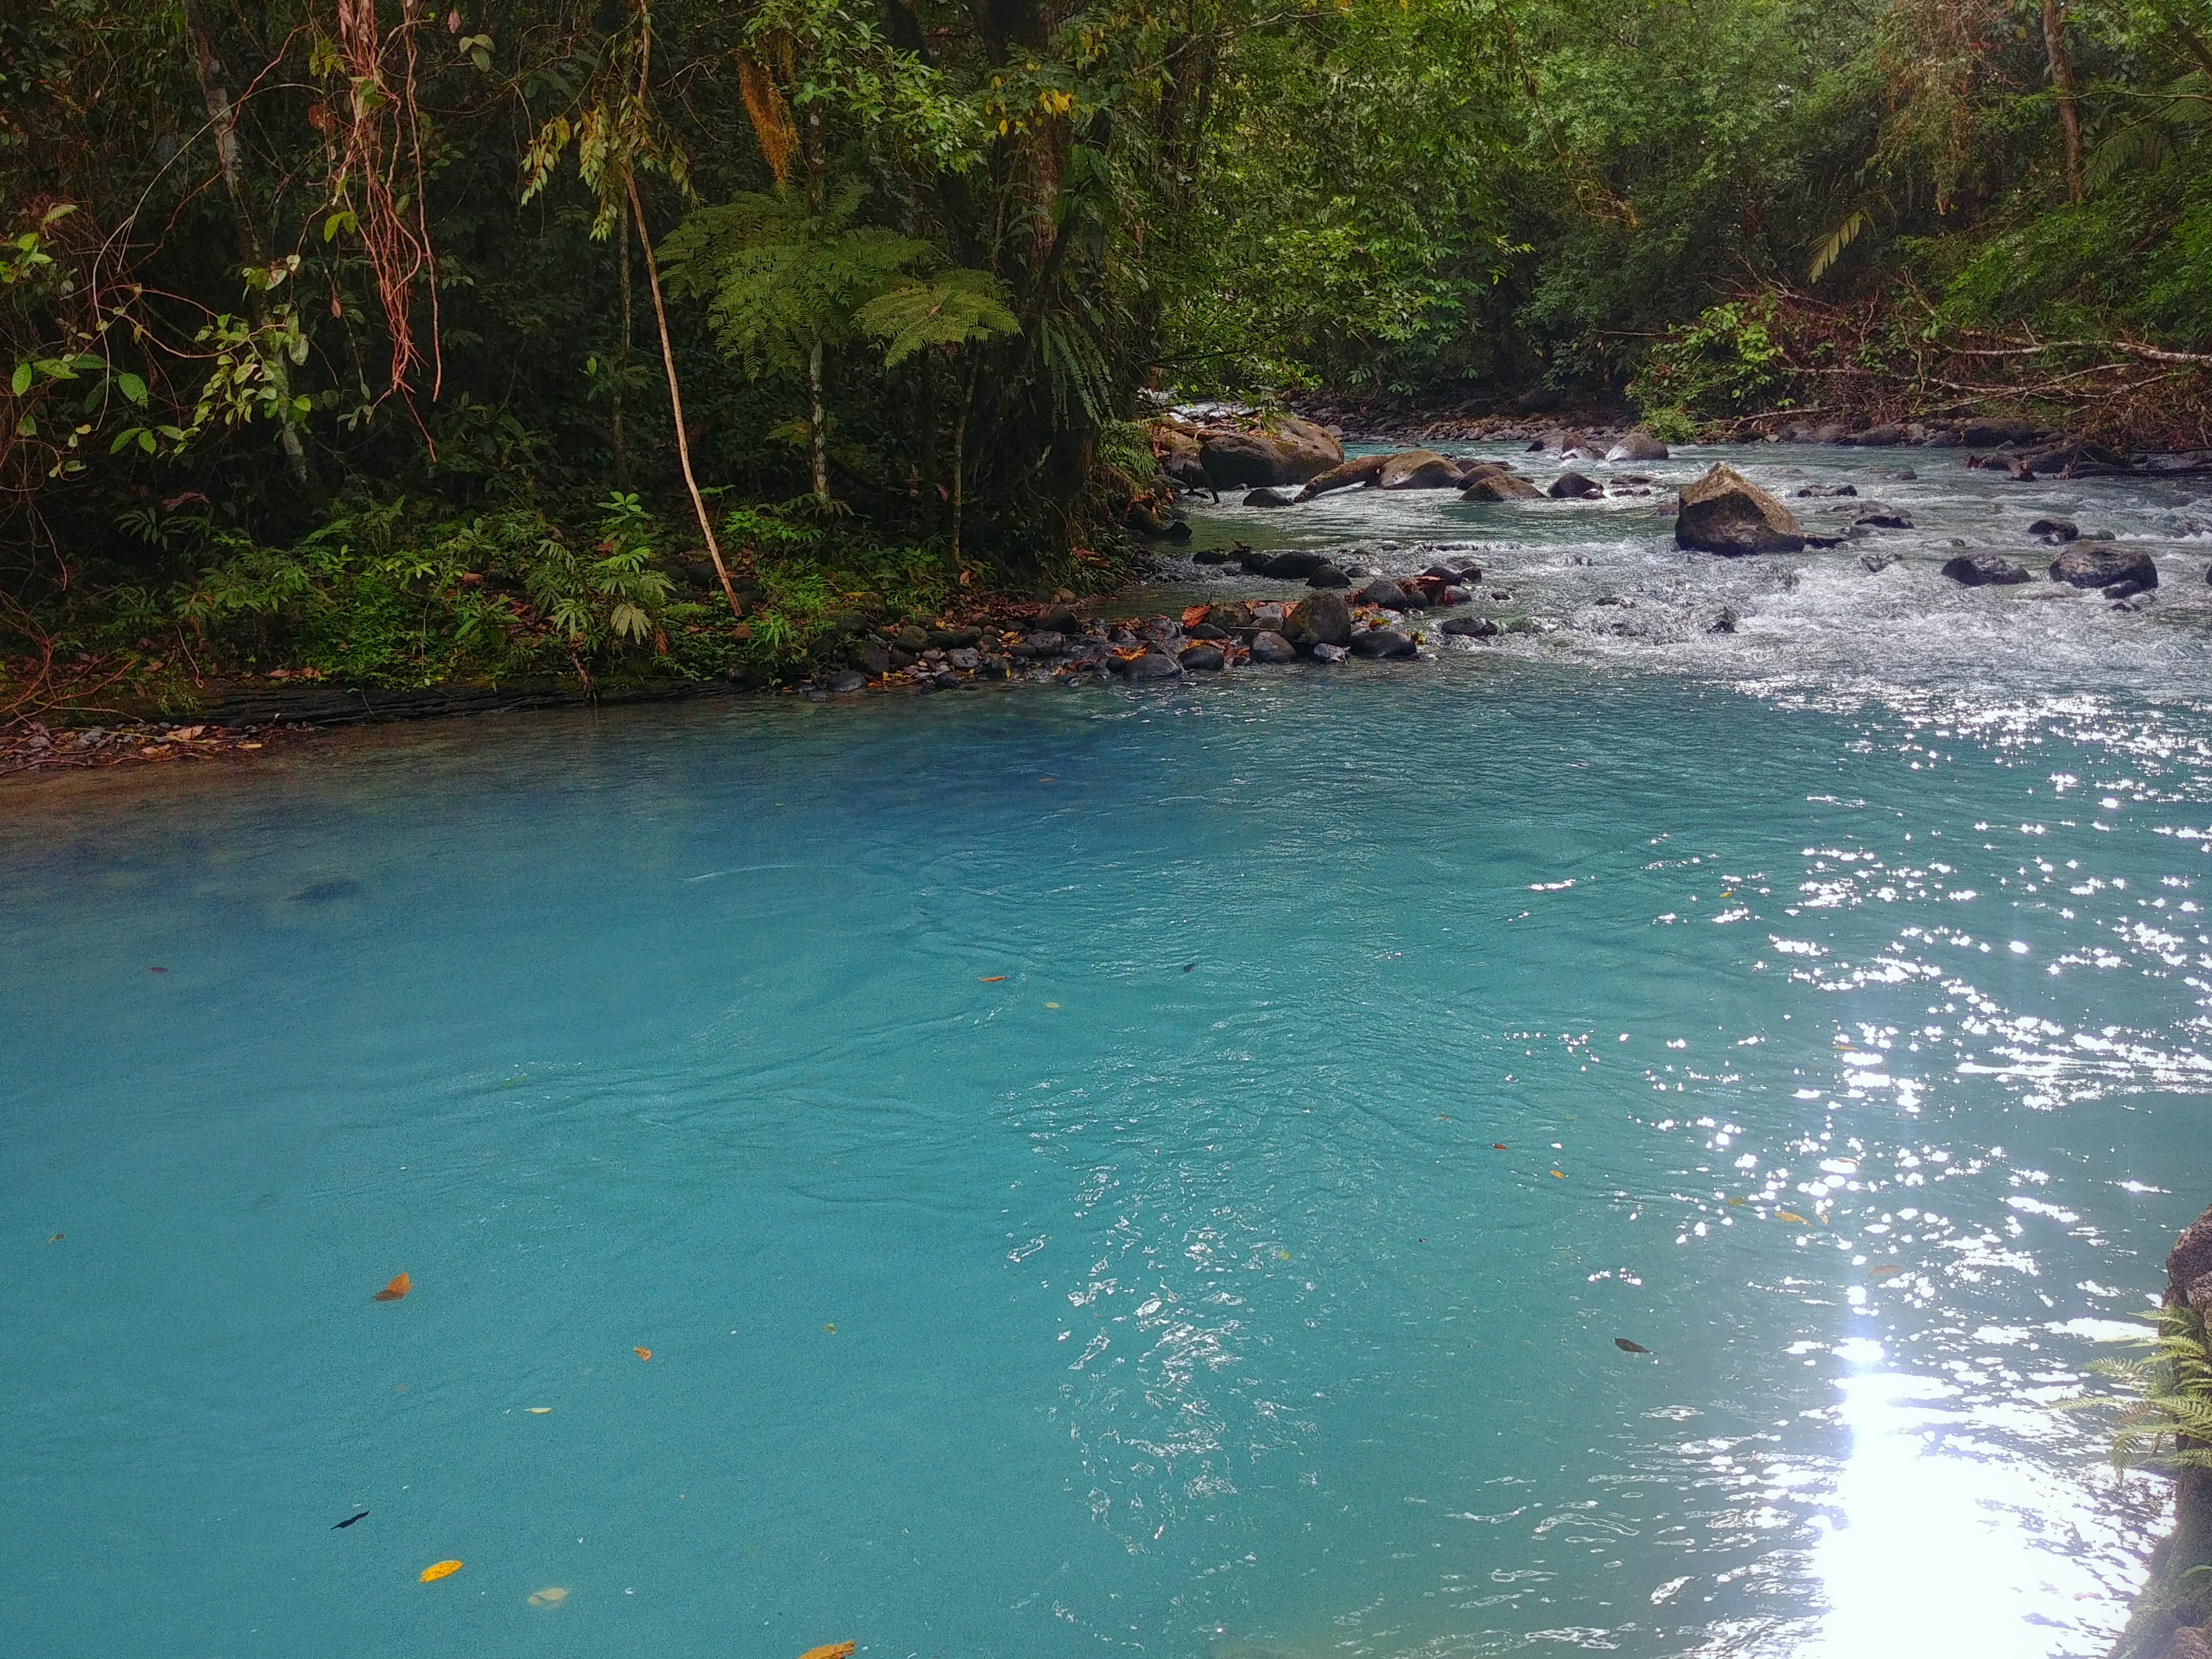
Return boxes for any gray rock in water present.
[1243,487,1293,507]
[854,637,892,675]
[2027,517,2079,542]
[1248,630,1297,663]
[1379,449,1467,490]
[1035,605,1081,634]
[1795,483,1856,497]
[1462,472,1547,502]
[1191,547,1233,564]
[1349,627,1417,658]
[1178,642,1228,672]
[1288,591,1353,648]
[1942,552,2031,586]
[1357,579,1409,609]
[1012,630,1068,659]
[1606,429,1670,462]
[1441,615,1500,638]
[948,648,981,671]
[1310,641,1351,664]
[1198,417,1343,488]
[1675,464,1807,555]
[1549,471,1602,499]
[1117,650,1184,679]
[2050,544,2158,590]
[1305,564,1352,589]
[1259,549,1330,579]
[1210,599,1254,631]
[1708,606,1739,634]
[1855,504,1914,529]
[1861,550,1900,574]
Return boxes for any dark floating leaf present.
[1614,1337,1651,1354]
[294,878,362,904]
[1182,963,1195,973]
[1492,1143,1507,1151]
[333,1510,370,1529]
[149,966,167,974]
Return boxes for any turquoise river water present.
[5,445,2212,1659]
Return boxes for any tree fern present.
[854,268,1017,367]
[1808,208,1871,283]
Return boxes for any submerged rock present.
[2028,517,2080,542]
[1242,487,1293,507]
[1854,504,1914,530]
[1548,471,1602,499]
[1942,552,2031,586]
[1311,642,1351,664]
[1257,549,1329,579]
[1305,563,1352,589]
[2049,544,2158,590]
[1441,615,1500,639]
[1675,463,1807,555]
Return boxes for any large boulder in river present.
[1942,552,2031,586]
[1549,471,1602,499]
[1462,472,1546,502]
[2050,544,2158,590]
[1199,416,1344,488]
[1295,454,1387,500]
[1606,430,1670,462]
[1242,487,1293,508]
[1287,591,1353,649]
[1674,463,1806,555]
[1379,449,1467,490]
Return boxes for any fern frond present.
[855,269,1019,367]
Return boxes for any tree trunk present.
[807,342,830,503]
[183,0,313,492]
[613,203,631,488]
[628,175,743,621]
[2042,0,2085,205]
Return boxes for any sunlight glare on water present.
[5,589,2212,1658]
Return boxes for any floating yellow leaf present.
[1551,1170,1565,1179]
[1775,1211,1808,1225]
[373,1271,411,1302]
[1727,1197,1746,1206]
[824,1323,836,1334]
[527,1406,552,1413]
[527,1587,568,1607]
[1044,1001,1060,1009]
[419,1559,463,1582]
[798,1644,856,1659]
[634,1346,652,1362]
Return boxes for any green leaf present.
[9,362,29,396]
[116,371,147,405]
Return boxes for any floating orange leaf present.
[1181,605,1211,627]
[1871,1264,1904,1277]
[419,1559,463,1582]
[1776,1211,1808,1224]
[1551,1170,1565,1179]
[1493,1143,1507,1150]
[979,975,1007,983]
[634,1346,652,1362]
[798,1644,856,1659]
[373,1271,411,1302]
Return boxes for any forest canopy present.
[5,0,2211,707]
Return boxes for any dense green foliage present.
[5,0,2210,713]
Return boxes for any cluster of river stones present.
[805,568,1503,697]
